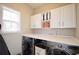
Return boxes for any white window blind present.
[2,7,21,33]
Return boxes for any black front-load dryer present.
[52,48,70,55]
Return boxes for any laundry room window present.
[2,6,21,33]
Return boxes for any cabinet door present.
[61,4,76,28]
[34,39,47,55]
[50,8,61,28]
[31,14,42,28]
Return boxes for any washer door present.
[53,49,70,55]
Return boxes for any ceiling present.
[27,3,47,8]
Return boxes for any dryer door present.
[53,49,70,55]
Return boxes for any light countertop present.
[23,33,79,46]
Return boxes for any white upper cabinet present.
[31,4,76,29]
[31,13,42,28]
[50,4,76,28]
[50,8,61,28]
[61,4,76,28]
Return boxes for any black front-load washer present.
[47,41,79,55]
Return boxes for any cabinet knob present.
[58,44,62,48]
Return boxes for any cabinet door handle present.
[59,21,60,26]
[62,21,64,27]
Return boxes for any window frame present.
[2,6,21,33]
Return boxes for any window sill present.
[1,31,21,34]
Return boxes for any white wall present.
[76,4,79,39]
[0,4,33,55]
